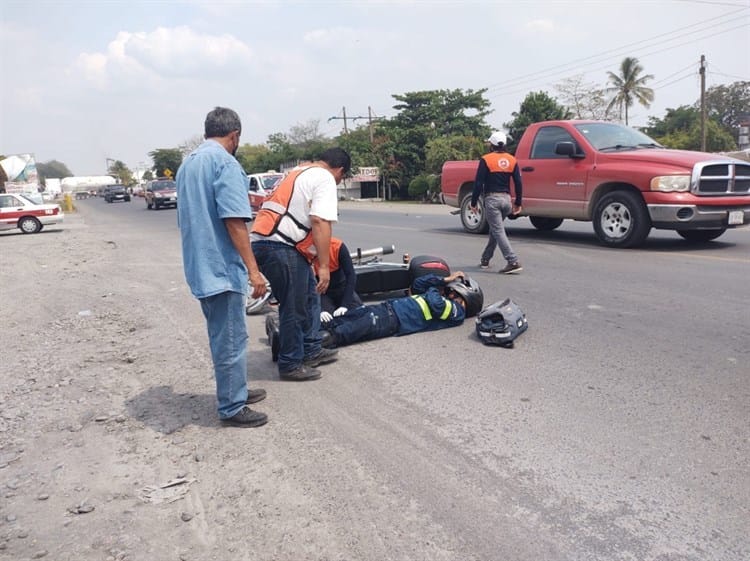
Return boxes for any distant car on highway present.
[145,179,178,210]
[103,185,131,203]
[0,192,64,234]
[248,171,284,213]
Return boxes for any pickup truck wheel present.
[529,216,564,231]
[677,228,726,242]
[593,191,651,248]
[460,196,488,234]
[18,216,42,234]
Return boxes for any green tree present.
[606,57,654,125]
[503,91,571,152]
[424,135,485,174]
[0,156,7,191]
[148,148,183,178]
[696,81,750,143]
[107,160,135,186]
[644,106,737,151]
[236,144,277,174]
[36,160,73,181]
[408,174,431,200]
[142,170,154,182]
[378,89,492,194]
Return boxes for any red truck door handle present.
[521,166,534,172]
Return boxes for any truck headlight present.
[651,175,690,192]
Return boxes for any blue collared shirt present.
[176,139,252,299]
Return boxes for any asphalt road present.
[52,197,750,560]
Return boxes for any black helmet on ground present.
[445,277,483,318]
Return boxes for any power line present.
[485,21,748,101]
[484,7,747,95]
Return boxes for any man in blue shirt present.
[177,107,268,428]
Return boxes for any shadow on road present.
[125,385,218,433]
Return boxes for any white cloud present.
[303,27,360,46]
[74,26,254,89]
[523,19,556,34]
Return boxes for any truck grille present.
[693,161,750,195]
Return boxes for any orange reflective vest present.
[251,165,321,261]
[481,152,517,174]
[312,237,341,275]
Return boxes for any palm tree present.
[606,57,654,125]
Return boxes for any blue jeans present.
[199,291,248,419]
[481,192,518,264]
[252,241,321,373]
[326,302,400,346]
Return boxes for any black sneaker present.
[499,262,523,274]
[246,388,267,404]
[279,365,322,381]
[321,329,337,349]
[479,260,490,269]
[303,347,338,368]
[221,406,268,427]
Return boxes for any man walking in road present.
[471,131,523,274]
[176,107,269,428]
[251,147,351,381]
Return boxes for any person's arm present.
[511,163,523,213]
[411,273,450,294]
[336,243,359,311]
[225,218,266,298]
[310,215,332,294]
[470,158,489,209]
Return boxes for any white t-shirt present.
[250,166,338,248]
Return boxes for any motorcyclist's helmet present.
[445,277,483,318]
[245,277,273,315]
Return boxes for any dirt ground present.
[0,202,464,561]
[0,208,358,561]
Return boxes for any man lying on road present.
[317,271,483,348]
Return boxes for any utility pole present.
[700,54,707,152]
[368,106,374,142]
[327,106,349,134]
[330,107,385,140]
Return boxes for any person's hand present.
[469,205,478,213]
[333,307,348,317]
[446,271,465,283]
[320,311,333,323]
[249,271,267,299]
[512,204,522,215]
[316,266,330,294]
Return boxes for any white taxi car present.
[0,192,64,234]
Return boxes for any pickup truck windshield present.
[574,122,662,152]
[152,181,176,191]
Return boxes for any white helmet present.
[245,277,273,315]
[486,131,507,146]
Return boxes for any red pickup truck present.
[440,120,750,247]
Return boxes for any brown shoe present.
[499,262,523,274]
[221,406,268,427]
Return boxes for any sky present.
[1,0,748,176]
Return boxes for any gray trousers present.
[480,192,518,264]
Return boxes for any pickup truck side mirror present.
[555,141,585,159]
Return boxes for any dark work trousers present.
[326,302,400,346]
